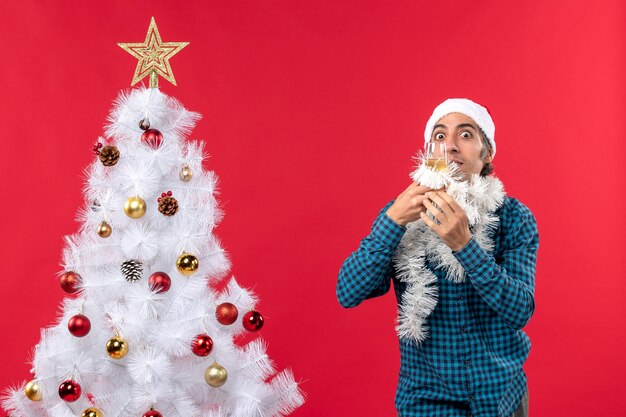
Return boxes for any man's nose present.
[445,137,460,153]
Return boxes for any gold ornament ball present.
[25,380,42,401]
[97,221,112,238]
[204,362,228,387]
[106,335,129,359]
[176,253,199,276]
[81,408,104,417]
[124,196,147,219]
[179,164,193,182]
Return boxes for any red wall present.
[1,1,624,416]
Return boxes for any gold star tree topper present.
[118,17,189,88]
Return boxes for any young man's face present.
[430,112,491,179]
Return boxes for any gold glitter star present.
[118,17,189,88]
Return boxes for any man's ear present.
[484,149,493,163]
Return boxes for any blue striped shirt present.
[337,196,539,417]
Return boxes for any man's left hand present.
[420,191,472,252]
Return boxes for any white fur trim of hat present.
[423,98,496,159]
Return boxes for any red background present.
[1,1,624,416]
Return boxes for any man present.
[337,98,538,417]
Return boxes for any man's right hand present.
[386,183,437,226]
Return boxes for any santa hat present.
[423,98,496,159]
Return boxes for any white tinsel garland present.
[393,155,506,344]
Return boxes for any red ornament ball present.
[141,128,163,148]
[148,272,171,294]
[242,311,264,332]
[68,314,91,337]
[216,302,238,325]
[143,410,162,417]
[60,271,81,294]
[191,334,213,357]
[58,379,81,402]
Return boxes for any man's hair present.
[478,129,494,177]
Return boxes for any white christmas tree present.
[2,18,303,417]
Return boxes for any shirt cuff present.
[371,213,406,248]
[452,237,490,274]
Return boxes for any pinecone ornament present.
[99,145,120,167]
[158,191,178,216]
[121,259,143,282]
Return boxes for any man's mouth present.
[449,159,463,165]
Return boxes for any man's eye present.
[434,133,445,140]
[460,131,472,138]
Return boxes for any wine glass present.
[425,142,447,171]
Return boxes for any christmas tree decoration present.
[157,191,178,216]
[148,271,171,293]
[106,335,128,359]
[191,333,213,357]
[90,200,101,212]
[142,408,162,417]
[179,164,193,182]
[24,380,42,401]
[121,259,143,282]
[97,221,112,238]
[216,302,238,325]
[59,271,81,294]
[81,408,103,417]
[92,142,103,155]
[124,196,147,219]
[139,118,150,130]
[3,41,303,416]
[141,128,163,149]
[98,145,120,166]
[118,17,189,88]
[58,379,81,402]
[242,310,264,332]
[68,314,91,337]
[176,253,198,276]
[204,362,228,388]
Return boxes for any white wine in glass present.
[426,143,448,171]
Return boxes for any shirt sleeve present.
[336,201,406,308]
[452,206,539,330]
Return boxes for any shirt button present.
[469,394,474,400]
[459,296,465,301]
[461,327,468,334]
[464,360,471,366]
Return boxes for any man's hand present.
[420,190,472,251]
[386,183,437,226]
